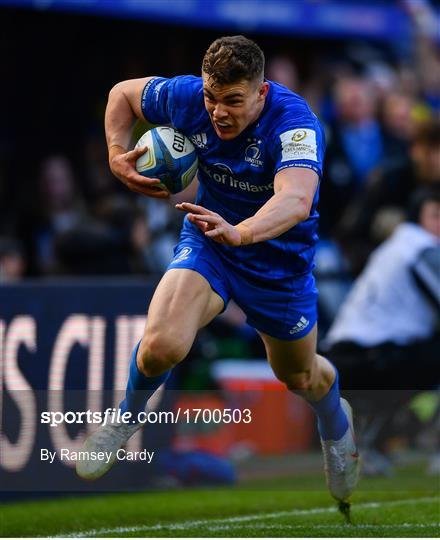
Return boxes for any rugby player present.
[76,36,359,511]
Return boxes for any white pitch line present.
[210,523,440,532]
[54,495,439,538]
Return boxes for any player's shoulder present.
[267,81,321,127]
[168,75,204,117]
[157,75,205,128]
[146,74,203,106]
[269,80,306,105]
[171,74,203,88]
[169,74,203,98]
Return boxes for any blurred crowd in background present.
[1,2,439,339]
[0,3,438,287]
[0,0,439,477]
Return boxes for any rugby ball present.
[135,127,198,194]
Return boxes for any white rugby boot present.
[321,398,360,505]
[76,420,141,480]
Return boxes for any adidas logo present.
[190,133,208,150]
[289,316,309,335]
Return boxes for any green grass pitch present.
[1,463,439,537]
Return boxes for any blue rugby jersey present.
[141,75,325,280]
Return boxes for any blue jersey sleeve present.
[140,75,202,128]
[270,103,325,178]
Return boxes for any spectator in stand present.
[18,155,87,275]
[266,55,298,92]
[404,0,440,113]
[381,91,417,144]
[323,187,440,475]
[320,76,402,237]
[337,120,440,274]
[365,62,398,106]
[17,153,158,277]
[55,194,154,276]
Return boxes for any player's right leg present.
[76,268,224,480]
[231,266,359,512]
[259,326,360,516]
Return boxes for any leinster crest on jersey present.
[244,138,263,167]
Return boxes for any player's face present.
[202,73,269,140]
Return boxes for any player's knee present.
[280,371,313,395]
[138,333,187,377]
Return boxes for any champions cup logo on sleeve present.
[292,130,307,142]
[280,128,317,162]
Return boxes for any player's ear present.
[258,81,270,99]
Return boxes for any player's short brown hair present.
[202,35,265,86]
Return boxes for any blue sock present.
[119,340,171,418]
[308,368,348,441]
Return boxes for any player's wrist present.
[235,223,253,246]
[108,144,126,165]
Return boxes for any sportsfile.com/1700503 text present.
[40,407,253,427]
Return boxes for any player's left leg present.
[259,324,360,504]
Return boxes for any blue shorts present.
[167,228,318,341]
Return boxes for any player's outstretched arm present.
[105,77,169,199]
[176,168,318,246]
[237,167,319,243]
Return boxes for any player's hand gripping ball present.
[135,127,198,194]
